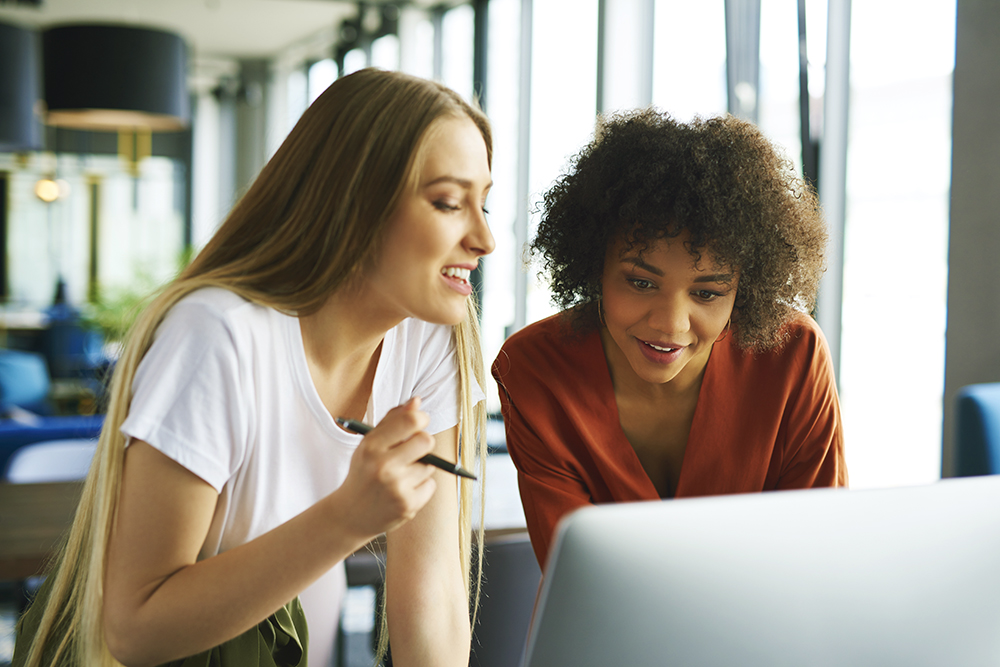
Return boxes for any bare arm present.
[104,400,437,667]
[384,424,471,667]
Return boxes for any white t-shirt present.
[120,287,471,665]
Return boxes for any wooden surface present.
[0,481,83,580]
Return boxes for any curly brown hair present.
[530,108,827,351]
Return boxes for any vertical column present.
[235,59,270,196]
[597,0,654,114]
[942,0,1000,476]
[473,0,489,107]
[471,0,490,307]
[816,0,850,384]
[724,0,761,123]
[432,7,446,81]
[513,0,533,333]
[87,177,100,302]
[0,173,7,300]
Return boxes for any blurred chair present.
[0,348,104,474]
[955,382,1000,476]
[3,438,97,483]
[0,349,50,415]
[470,533,542,667]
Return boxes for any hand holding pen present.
[336,416,477,480]
[332,397,459,537]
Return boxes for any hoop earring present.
[716,316,732,342]
[597,297,606,327]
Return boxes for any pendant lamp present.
[0,22,43,151]
[43,24,189,131]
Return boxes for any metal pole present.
[513,0,532,333]
[797,0,819,188]
[816,0,851,385]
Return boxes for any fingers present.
[361,397,432,458]
[335,397,441,539]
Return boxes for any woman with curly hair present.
[492,109,848,567]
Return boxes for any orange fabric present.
[492,311,848,569]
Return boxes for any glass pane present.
[839,0,956,488]
[442,4,475,102]
[652,0,727,121]
[343,48,368,76]
[3,154,183,308]
[757,0,827,178]
[481,0,521,413]
[371,34,400,71]
[308,58,338,103]
[527,0,600,325]
[286,67,308,129]
[399,10,435,79]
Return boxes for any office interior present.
[1,0,998,665]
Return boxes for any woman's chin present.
[415,302,469,327]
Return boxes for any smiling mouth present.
[441,267,471,284]
[644,341,680,353]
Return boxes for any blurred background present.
[4,0,1000,665]
[0,0,969,490]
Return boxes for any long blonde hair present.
[17,68,490,667]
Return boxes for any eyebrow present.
[423,175,494,190]
[623,257,734,283]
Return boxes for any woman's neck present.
[298,287,403,422]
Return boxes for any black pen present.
[335,417,478,480]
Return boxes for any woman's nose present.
[647,296,690,335]
[466,208,495,256]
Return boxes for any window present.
[839,0,956,487]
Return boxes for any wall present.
[942,0,1000,476]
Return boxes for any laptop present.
[523,476,1000,667]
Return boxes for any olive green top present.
[13,573,309,667]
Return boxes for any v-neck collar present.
[286,312,395,445]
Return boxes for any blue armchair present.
[0,349,104,476]
[955,382,1000,476]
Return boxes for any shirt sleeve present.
[120,299,251,492]
[773,321,849,490]
[410,321,485,436]
[493,352,594,569]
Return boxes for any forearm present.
[106,488,367,667]
[382,426,471,667]
[384,542,471,667]
[107,403,441,666]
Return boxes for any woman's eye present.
[628,278,654,290]
[433,201,460,212]
[695,289,722,301]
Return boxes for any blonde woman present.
[14,68,493,667]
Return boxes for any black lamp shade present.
[0,22,43,151]
[43,24,189,131]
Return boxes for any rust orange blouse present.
[492,311,848,568]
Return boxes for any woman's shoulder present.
[776,311,830,358]
[170,287,258,319]
[502,308,594,352]
[166,287,277,328]
[722,311,833,385]
[155,288,285,355]
[495,309,602,384]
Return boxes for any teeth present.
[442,267,471,283]
[647,342,677,352]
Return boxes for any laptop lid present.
[523,476,1000,667]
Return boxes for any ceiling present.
[0,0,429,60]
